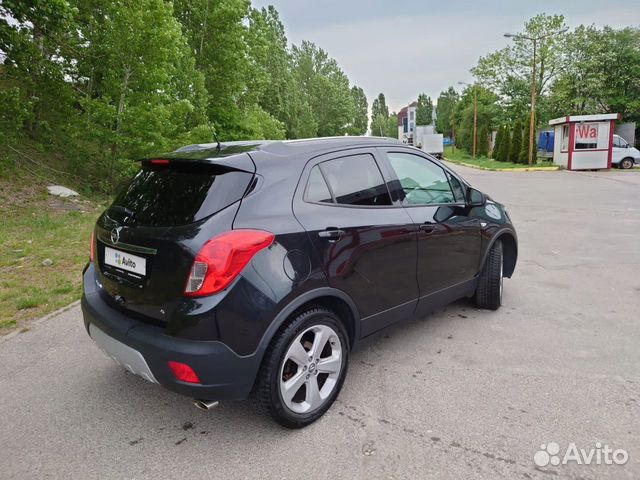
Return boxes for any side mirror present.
[467,187,486,207]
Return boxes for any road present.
[1,165,639,479]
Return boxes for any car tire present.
[474,240,503,310]
[254,306,349,428]
[620,158,634,170]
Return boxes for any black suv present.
[82,137,517,428]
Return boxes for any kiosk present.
[549,114,620,170]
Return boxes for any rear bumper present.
[81,263,260,401]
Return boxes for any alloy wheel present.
[279,324,342,414]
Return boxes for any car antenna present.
[213,130,221,150]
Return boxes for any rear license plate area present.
[103,246,146,283]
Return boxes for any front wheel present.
[254,307,349,428]
[474,240,503,310]
[620,158,634,170]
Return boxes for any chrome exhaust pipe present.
[193,399,219,411]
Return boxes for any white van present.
[612,134,640,169]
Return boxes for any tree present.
[549,25,640,123]
[492,125,503,158]
[471,14,568,125]
[415,93,433,125]
[435,87,459,137]
[291,41,354,137]
[173,0,251,137]
[245,6,292,126]
[286,96,318,139]
[348,86,368,136]
[387,113,398,139]
[0,0,80,139]
[370,93,389,134]
[520,115,537,163]
[0,1,364,189]
[453,86,501,155]
[370,113,387,137]
[510,119,523,163]
[498,126,511,162]
[477,124,489,157]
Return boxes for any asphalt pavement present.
[1,164,639,479]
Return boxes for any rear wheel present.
[254,307,349,428]
[474,240,503,310]
[620,158,634,170]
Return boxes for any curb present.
[444,159,560,172]
[0,300,81,344]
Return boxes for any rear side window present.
[309,154,391,206]
[109,164,253,227]
[304,166,333,203]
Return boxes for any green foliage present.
[0,87,30,142]
[470,14,639,128]
[435,87,458,138]
[371,93,396,136]
[492,125,503,159]
[348,86,368,136]
[415,94,433,125]
[520,115,537,164]
[387,113,399,139]
[291,41,355,137]
[472,13,568,126]
[498,126,511,163]
[549,25,640,123]
[0,1,364,190]
[510,119,523,163]
[371,93,389,121]
[477,124,489,157]
[370,113,387,137]
[454,86,500,155]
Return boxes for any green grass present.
[0,163,106,334]
[0,203,99,333]
[443,146,556,170]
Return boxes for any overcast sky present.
[252,0,638,113]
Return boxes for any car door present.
[378,149,482,317]
[293,148,419,337]
[612,135,625,164]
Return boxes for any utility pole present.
[504,28,568,166]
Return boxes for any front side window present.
[317,154,391,206]
[386,152,457,205]
[613,136,627,148]
[447,172,466,203]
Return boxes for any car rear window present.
[109,164,253,227]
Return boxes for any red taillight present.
[90,229,95,262]
[149,159,170,165]
[184,229,274,297]
[168,361,201,384]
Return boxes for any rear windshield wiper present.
[110,205,136,223]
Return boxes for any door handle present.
[419,222,436,234]
[318,229,345,241]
